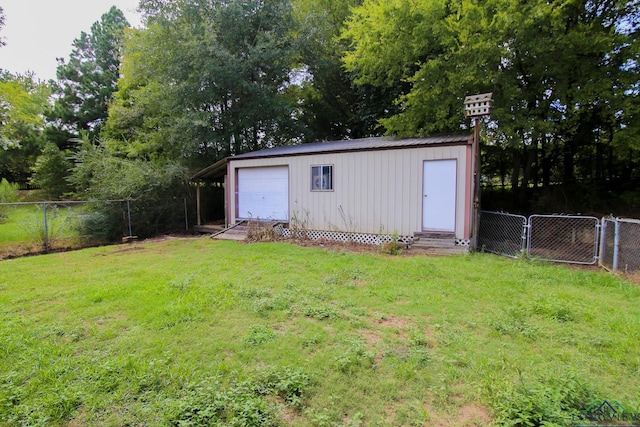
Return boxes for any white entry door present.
[422,159,457,232]
[237,166,289,220]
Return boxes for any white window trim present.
[311,164,333,192]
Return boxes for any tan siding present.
[228,144,470,237]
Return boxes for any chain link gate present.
[599,217,640,272]
[527,215,600,264]
[478,211,601,265]
[477,211,527,257]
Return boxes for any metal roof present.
[231,135,470,160]
[191,134,470,180]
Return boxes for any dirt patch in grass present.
[288,238,378,254]
[359,328,383,346]
[622,270,640,286]
[375,314,412,328]
[423,401,493,427]
[102,245,147,255]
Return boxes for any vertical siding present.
[228,144,470,238]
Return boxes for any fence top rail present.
[481,210,527,220]
[610,217,640,225]
[0,199,129,206]
[529,214,600,220]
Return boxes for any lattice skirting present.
[455,239,471,246]
[274,226,414,246]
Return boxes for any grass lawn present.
[0,238,639,426]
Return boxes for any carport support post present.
[196,184,202,226]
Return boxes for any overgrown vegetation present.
[0,239,638,426]
[0,179,19,220]
[69,141,191,240]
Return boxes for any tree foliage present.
[69,140,191,239]
[48,6,129,144]
[0,6,5,48]
[29,143,73,199]
[0,72,51,183]
[33,0,640,217]
[290,0,396,140]
[342,0,640,194]
[104,0,306,167]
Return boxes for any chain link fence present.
[599,217,640,272]
[0,198,195,258]
[477,211,527,257]
[478,211,600,265]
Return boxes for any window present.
[311,165,333,191]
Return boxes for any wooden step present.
[414,231,456,239]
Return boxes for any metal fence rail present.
[600,217,640,272]
[527,215,599,265]
[477,211,527,257]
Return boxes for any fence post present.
[613,219,620,271]
[126,200,133,237]
[43,202,49,251]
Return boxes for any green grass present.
[0,238,639,426]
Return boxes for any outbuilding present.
[193,135,475,249]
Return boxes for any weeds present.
[166,368,311,426]
[246,220,281,242]
[0,179,19,221]
[334,337,375,374]
[245,324,278,346]
[486,371,594,427]
[380,232,403,255]
[489,305,540,338]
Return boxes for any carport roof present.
[192,134,471,181]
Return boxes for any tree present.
[29,143,73,199]
[48,6,129,145]
[0,6,6,48]
[290,0,398,141]
[69,139,190,239]
[105,0,305,167]
[342,0,640,196]
[0,72,51,183]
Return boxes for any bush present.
[0,178,20,220]
[70,142,190,240]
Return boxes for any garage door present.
[237,166,289,220]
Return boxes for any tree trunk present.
[511,148,521,194]
[541,133,551,187]
[563,138,576,183]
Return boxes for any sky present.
[0,0,142,82]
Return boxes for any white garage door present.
[237,166,289,220]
